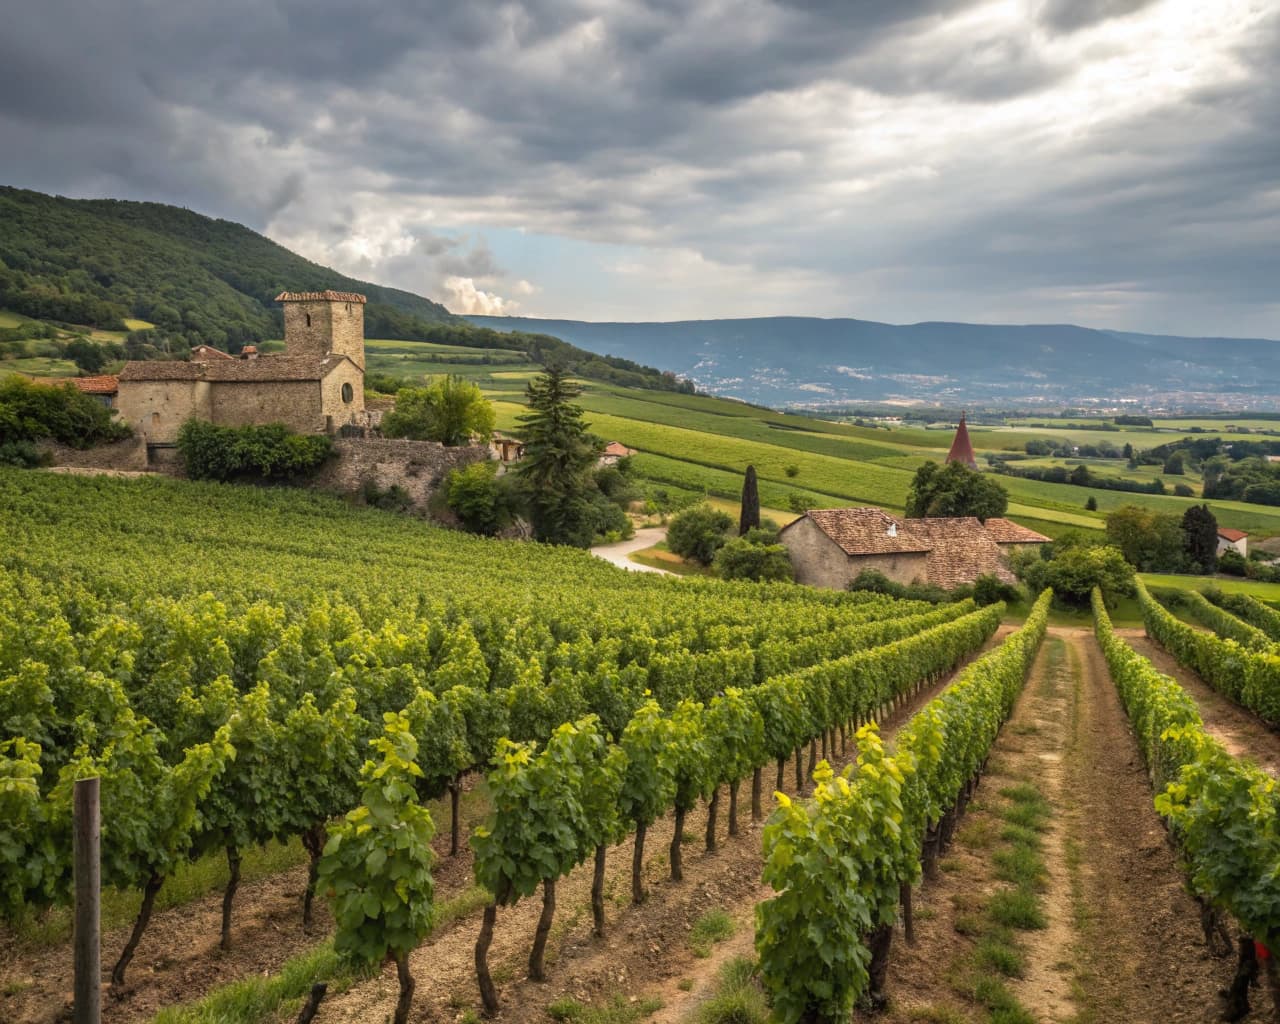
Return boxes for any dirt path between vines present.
[1118,628,1280,778]
[0,628,1012,1024]
[317,627,1017,1024]
[869,628,1230,1024]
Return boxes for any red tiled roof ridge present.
[191,344,234,360]
[71,375,119,394]
[1217,527,1248,541]
[275,290,367,303]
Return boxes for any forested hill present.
[0,187,455,347]
[0,187,688,391]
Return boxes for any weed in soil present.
[689,909,735,957]
[548,995,663,1023]
[692,957,768,1024]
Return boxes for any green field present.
[1138,573,1280,603]
[1,357,80,377]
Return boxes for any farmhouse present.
[115,291,369,443]
[780,507,1048,591]
[1217,527,1248,558]
[599,441,636,466]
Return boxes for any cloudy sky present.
[3,0,1276,336]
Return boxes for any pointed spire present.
[946,411,978,470]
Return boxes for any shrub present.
[176,419,332,481]
[847,569,951,604]
[787,492,815,513]
[1218,549,1247,576]
[973,574,1022,607]
[1018,544,1134,606]
[445,461,515,535]
[1085,496,1098,511]
[1173,483,1195,497]
[382,376,495,446]
[667,504,733,565]
[362,481,414,513]
[713,536,793,582]
[0,440,49,468]
[784,464,799,478]
[0,374,131,449]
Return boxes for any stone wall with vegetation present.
[310,437,490,511]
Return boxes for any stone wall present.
[39,435,150,472]
[309,437,490,511]
[209,379,320,434]
[115,379,212,443]
[781,516,930,590]
[320,360,366,429]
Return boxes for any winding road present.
[589,526,673,574]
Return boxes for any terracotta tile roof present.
[603,441,635,457]
[789,508,933,555]
[783,506,1018,587]
[274,290,367,304]
[119,355,357,383]
[983,518,1051,544]
[191,345,234,361]
[909,517,1018,588]
[1218,527,1248,542]
[71,375,119,395]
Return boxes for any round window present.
[341,382,353,403]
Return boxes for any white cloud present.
[443,276,521,316]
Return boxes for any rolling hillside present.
[468,314,1280,408]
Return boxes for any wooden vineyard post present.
[74,776,101,1024]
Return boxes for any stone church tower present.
[277,291,366,369]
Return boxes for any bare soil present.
[1118,628,1280,777]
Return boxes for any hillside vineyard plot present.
[0,470,1006,1012]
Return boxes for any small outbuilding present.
[71,375,119,409]
[780,506,1047,591]
[599,441,636,466]
[1217,527,1248,558]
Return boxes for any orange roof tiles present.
[274,290,367,303]
[71,375,119,395]
[603,441,635,457]
[1218,528,1248,542]
[793,508,932,556]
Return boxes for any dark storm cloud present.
[0,0,1276,331]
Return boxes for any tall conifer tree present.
[739,465,760,536]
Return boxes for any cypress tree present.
[739,465,760,536]
[1182,504,1218,574]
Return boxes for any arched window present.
[341,382,353,403]
[305,313,311,328]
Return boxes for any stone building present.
[780,506,1046,591]
[116,291,369,443]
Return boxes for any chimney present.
[241,345,259,360]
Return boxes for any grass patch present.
[975,933,1024,978]
[690,909,735,957]
[988,888,1047,930]
[547,995,663,1023]
[151,942,361,1024]
[992,845,1046,889]
[695,957,767,1024]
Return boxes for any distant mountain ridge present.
[468,315,1280,408]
